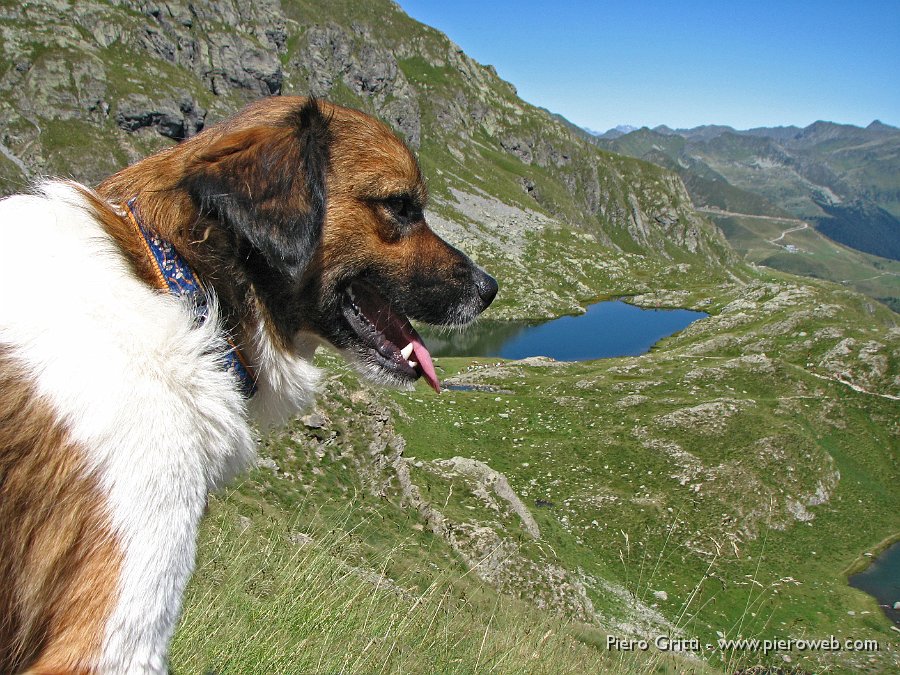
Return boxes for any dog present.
[0,96,497,674]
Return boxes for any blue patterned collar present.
[125,198,257,398]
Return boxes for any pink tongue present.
[410,336,440,393]
[351,283,440,393]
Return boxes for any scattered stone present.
[347,565,414,601]
[256,456,279,473]
[289,532,313,547]
[301,411,327,429]
[617,394,648,408]
[786,499,814,522]
[430,456,541,540]
[655,398,751,435]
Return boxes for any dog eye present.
[383,196,422,227]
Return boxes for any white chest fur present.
[0,182,262,672]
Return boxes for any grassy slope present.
[382,274,899,674]
[712,213,900,311]
[171,494,621,674]
[170,366,713,675]
[171,267,899,674]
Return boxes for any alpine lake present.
[420,299,707,362]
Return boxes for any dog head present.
[178,97,497,392]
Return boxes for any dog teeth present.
[408,359,418,368]
[400,342,414,360]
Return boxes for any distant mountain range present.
[588,121,900,262]
[589,123,638,138]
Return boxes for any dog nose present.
[475,270,498,308]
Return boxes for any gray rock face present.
[298,23,421,148]
[131,0,285,98]
[501,136,533,164]
[116,93,206,140]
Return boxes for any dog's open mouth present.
[341,282,440,392]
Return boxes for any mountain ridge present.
[591,119,898,142]
[589,117,900,308]
[590,119,900,225]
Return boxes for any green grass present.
[171,401,712,675]
[171,495,623,674]
[39,119,131,184]
[381,275,899,673]
[712,213,900,311]
[171,268,899,673]
[0,152,27,192]
[398,56,457,89]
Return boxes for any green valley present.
[594,124,900,311]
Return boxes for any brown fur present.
[0,347,121,674]
[96,97,444,352]
[1,96,492,673]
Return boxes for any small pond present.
[421,299,707,361]
[849,541,900,625]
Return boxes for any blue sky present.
[397,0,900,132]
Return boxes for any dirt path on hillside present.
[696,207,808,226]
[769,223,809,244]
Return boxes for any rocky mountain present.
[593,121,900,263]
[591,123,637,139]
[590,120,900,310]
[0,0,738,322]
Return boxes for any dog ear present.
[182,99,331,278]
